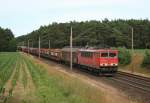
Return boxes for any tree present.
[0,27,16,51]
[16,19,150,49]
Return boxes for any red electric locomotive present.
[78,49,118,74]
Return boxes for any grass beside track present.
[0,52,104,103]
[23,53,103,103]
[119,49,150,76]
[0,52,18,91]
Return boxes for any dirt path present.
[28,54,138,103]
[7,55,36,103]
[10,60,24,103]
[22,59,36,102]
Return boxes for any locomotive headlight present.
[100,64,103,66]
[100,64,108,66]
[111,63,118,66]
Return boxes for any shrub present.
[142,50,150,68]
[118,48,131,65]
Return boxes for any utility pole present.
[49,40,51,49]
[131,27,134,52]
[28,40,29,54]
[39,36,41,58]
[131,27,134,73]
[70,27,73,70]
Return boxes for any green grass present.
[0,53,18,86]
[119,49,150,76]
[23,54,101,103]
[22,60,28,88]
[0,52,19,100]
[11,59,20,88]
[0,52,103,103]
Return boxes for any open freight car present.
[61,47,79,65]
[49,49,61,61]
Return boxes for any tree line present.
[0,27,16,51]
[16,19,150,49]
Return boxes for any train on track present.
[19,46,119,75]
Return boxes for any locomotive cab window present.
[101,53,108,57]
[109,53,117,57]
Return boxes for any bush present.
[142,50,150,68]
[118,48,131,65]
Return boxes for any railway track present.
[111,71,150,93]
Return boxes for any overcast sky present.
[0,0,150,37]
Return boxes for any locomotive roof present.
[79,49,118,52]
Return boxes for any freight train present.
[19,46,118,75]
